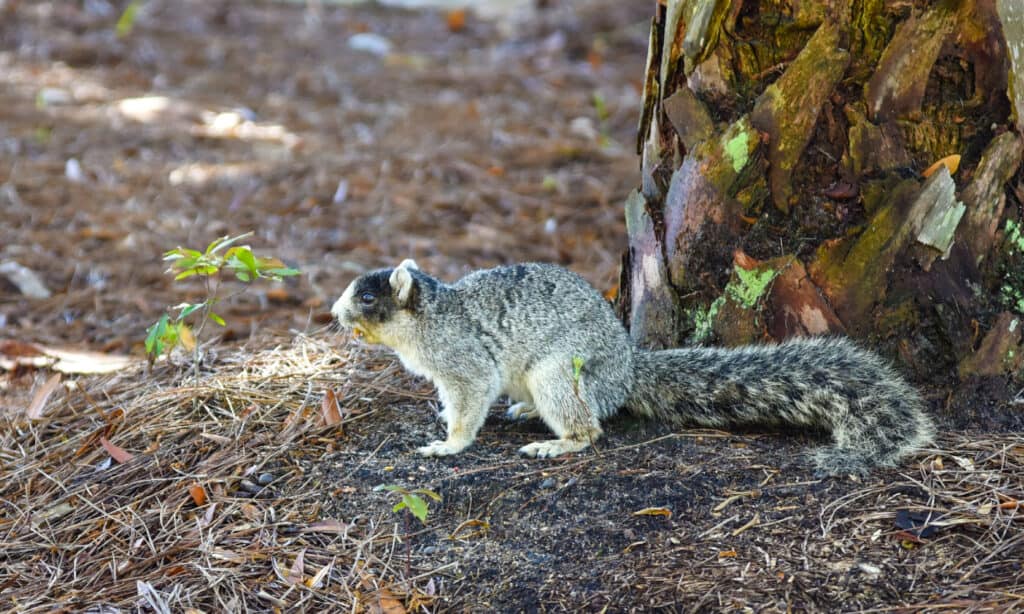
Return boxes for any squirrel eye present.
[359,292,376,305]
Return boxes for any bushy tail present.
[625,337,935,475]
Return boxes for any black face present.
[350,269,400,323]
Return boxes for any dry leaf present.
[99,436,134,463]
[321,388,342,426]
[0,340,138,374]
[240,502,260,521]
[266,287,291,302]
[301,519,350,534]
[179,325,196,352]
[446,9,466,32]
[286,549,306,586]
[376,585,406,614]
[449,518,490,540]
[632,507,672,518]
[27,373,62,419]
[189,483,208,506]
[307,561,333,589]
[359,572,407,614]
[922,154,961,178]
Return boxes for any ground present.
[1,1,1022,612]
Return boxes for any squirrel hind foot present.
[505,402,539,421]
[518,438,591,458]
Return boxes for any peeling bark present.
[865,2,957,122]
[958,312,1024,377]
[622,0,1024,401]
[625,190,682,348]
[961,131,1024,263]
[996,0,1024,132]
[750,21,851,212]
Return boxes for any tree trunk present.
[619,0,1024,423]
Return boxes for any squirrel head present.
[331,259,421,346]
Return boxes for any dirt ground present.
[1,1,1022,612]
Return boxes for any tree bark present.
[620,0,1024,406]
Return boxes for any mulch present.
[1,1,1022,612]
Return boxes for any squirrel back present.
[332,260,934,475]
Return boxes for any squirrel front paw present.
[417,439,469,457]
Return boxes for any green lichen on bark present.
[809,179,921,330]
[750,21,851,212]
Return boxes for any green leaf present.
[175,302,204,320]
[265,267,301,278]
[208,312,226,326]
[174,269,200,281]
[228,246,259,276]
[402,493,429,523]
[145,314,169,357]
[234,270,252,282]
[413,488,442,502]
[376,484,405,493]
[392,500,407,513]
[164,247,202,261]
[572,356,585,382]
[115,0,140,38]
[206,232,253,256]
[173,264,218,280]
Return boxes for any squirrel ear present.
[398,258,419,271]
[389,264,416,306]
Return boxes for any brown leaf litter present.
[0,334,1021,612]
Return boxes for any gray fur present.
[332,261,934,475]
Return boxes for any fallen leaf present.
[632,507,672,518]
[31,502,75,526]
[718,549,738,558]
[0,261,51,298]
[922,154,961,178]
[307,561,333,589]
[0,340,139,374]
[266,287,291,302]
[27,373,62,419]
[189,484,208,506]
[286,549,306,586]
[301,519,350,534]
[446,9,466,32]
[449,518,489,540]
[376,585,406,614]
[321,388,342,426]
[240,502,260,521]
[99,436,134,463]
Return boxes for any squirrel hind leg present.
[518,366,605,458]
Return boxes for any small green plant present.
[115,0,141,38]
[376,484,441,525]
[145,232,299,369]
[592,91,612,148]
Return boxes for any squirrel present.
[331,259,935,475]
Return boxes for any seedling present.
[145,232,299,376]
[376,484,442,577]
[376,484,441,525]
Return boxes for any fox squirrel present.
[331,260,934,475]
